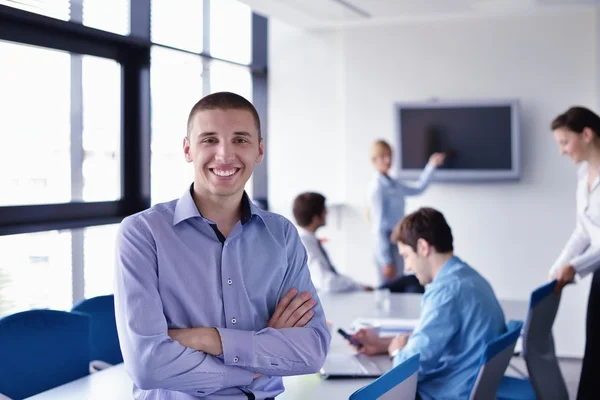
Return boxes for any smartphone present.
[337,328,363,349]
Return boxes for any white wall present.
[269,10,597,357]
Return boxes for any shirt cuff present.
[223,364,255,388]
[216,328,256,368]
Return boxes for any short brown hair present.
[186,91,262,139]
[551,106,600,137]
[391,207,453,253]
[293,192,326,227]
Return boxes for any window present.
[0,41,71,206]
[0,0,70,21]
[81,55,122,202]
[0,0,131,35]
[0,230,72,318]
[209,0,252,65]
[83,224,120,298]
[151,0,204,53]
[0,223,121,318]
[0,40,122,206]
[82,0,130,35]
[150,46,203,204]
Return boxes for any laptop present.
[319,353,390,379]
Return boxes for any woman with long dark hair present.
[549,106,600,399]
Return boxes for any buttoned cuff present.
[216,328,256,368]
[223,364,255,388]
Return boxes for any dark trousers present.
[379,274,425,294]
[577,269,600,400]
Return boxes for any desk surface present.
[26,293,528,400]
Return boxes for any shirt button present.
[227,279,233,285]
[233,356,239,363]
[231,317,237,324]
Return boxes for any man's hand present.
[388,333,411,356]
[348,328,392,356]
[552,264,576,295]
[268,288,316,329]
[168,327,223,356]
[382,264,396,281]
[428,152,446,167]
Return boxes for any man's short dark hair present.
[391,207,453,253]
[186,91,262,139]
[293,192,326,227]
[551,106,600,137]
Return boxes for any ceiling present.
[238,0,599,29]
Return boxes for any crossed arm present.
[168,288,316,377]
[115,216,330,397]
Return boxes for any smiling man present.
[114,92,331,400]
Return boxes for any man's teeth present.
[212,169,236,177]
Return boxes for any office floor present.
[506,356,582,399]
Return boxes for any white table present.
[26,293,528,399]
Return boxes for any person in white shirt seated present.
[293,192,372,293]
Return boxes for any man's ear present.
[416,238,430,257]
[183,136,193,163]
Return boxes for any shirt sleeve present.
[549,217,591,277]
[393,285,459,381]
[396,162,436,196]
[370,185,395,266]
[114,216,254,396]
[302,236,362,293]
[216,221,331,376]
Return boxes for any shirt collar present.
[173,184,259,226]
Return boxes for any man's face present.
[398,241,431,285]
[184,109,264,199]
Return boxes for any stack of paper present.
[351,318,419,337]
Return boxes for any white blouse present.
[550,162,600,278]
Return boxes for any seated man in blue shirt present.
[114,92,331,400]
[348,207,506,400]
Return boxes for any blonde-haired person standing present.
[549,106,600,400]
[367,139,445,284]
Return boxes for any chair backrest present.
[72,294,123,365]
[349,354,420,400]
[522,280,568,400]
[0,309,90,399]
[469,319,523,400]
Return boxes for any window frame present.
[0,0,268,237]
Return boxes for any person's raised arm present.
[114,216,254,396]
[397,152,445,196]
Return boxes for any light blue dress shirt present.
[368,163,436,270]
[393,256,506,400]
[114,187,331,400]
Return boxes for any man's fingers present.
[287,298,316,326]
[269,288,298,327]
[294,310,315,327]
[279,291,313,324]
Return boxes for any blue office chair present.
[497,280,568,400]
[72,294,123,366]
[349,353,420,400]
[0,309,91,399]
[468,320,523,400]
